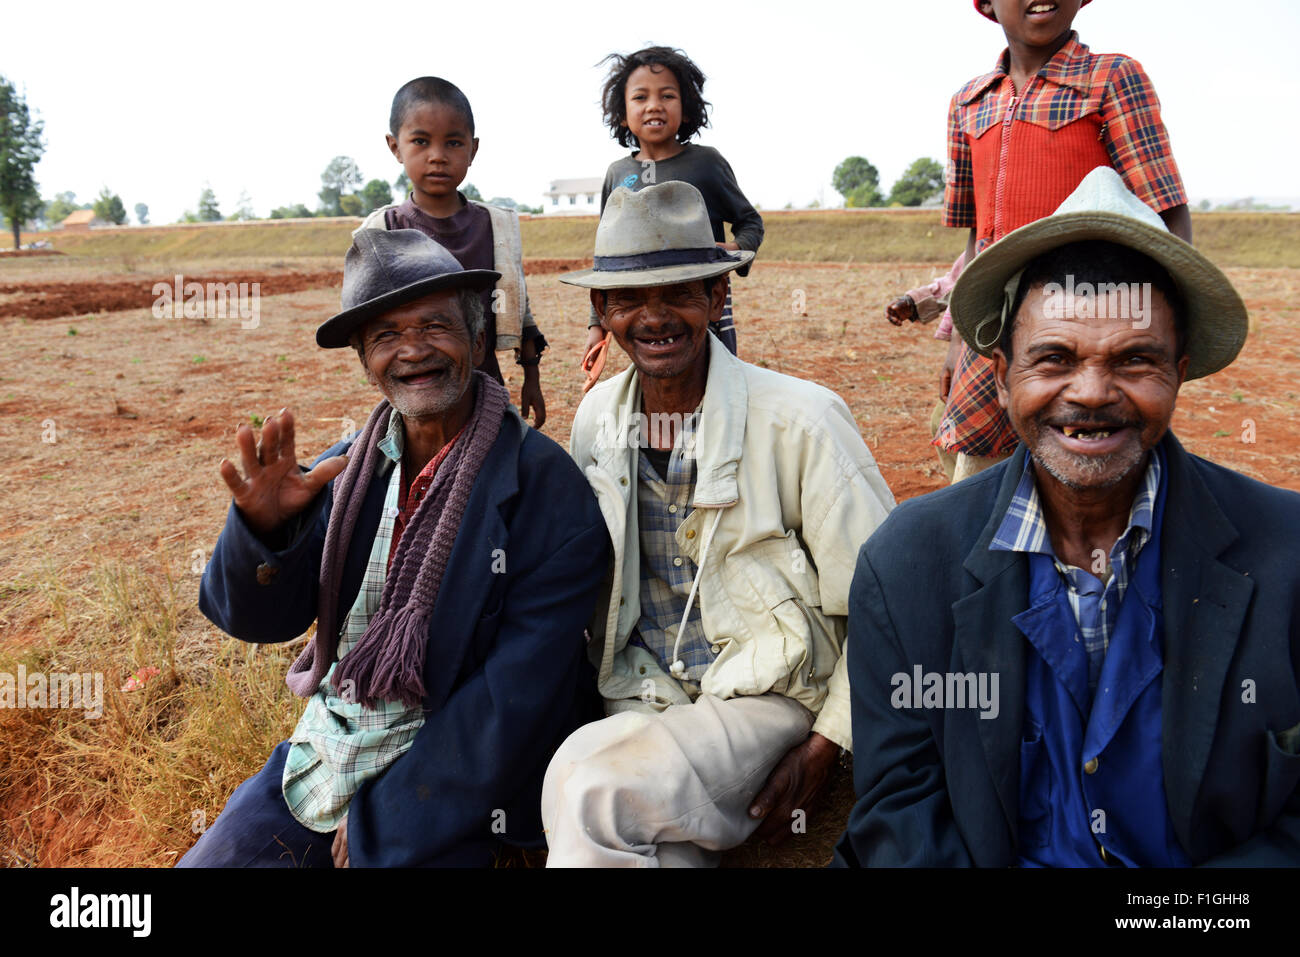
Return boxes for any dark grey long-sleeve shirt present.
[587,144,764,326]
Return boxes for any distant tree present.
[197,185,221,221]
[339,194,363,216]
[1197,199,1212,212]
[0,76,46,248]
[462,183,483,202]
[888,157,945,207]
[394,170,411,195]
[269,203,314,220]
[134,202,149,225]
[45,191,84,225]
[92,187,128,225]
[833,156,882,208]
[360,178,393,214]
[228,190,256,221]
[318,156,363,216]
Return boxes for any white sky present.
[3,0,1297,223]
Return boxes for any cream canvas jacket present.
[569,340,895,750]
[355,199,536,351]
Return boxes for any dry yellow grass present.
[1,243,1296,868]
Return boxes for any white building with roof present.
[543,177,603,215]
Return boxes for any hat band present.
[593,246,738,272]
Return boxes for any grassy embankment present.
[16,208,1300,268]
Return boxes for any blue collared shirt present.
[991,447,1189,866]
[991,448,1162,693]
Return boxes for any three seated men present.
[186,171,1298,867]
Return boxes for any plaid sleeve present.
[942,92,975,228]
[1100,56,1187,213]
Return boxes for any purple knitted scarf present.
[286,371,508,708]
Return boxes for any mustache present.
[1040,410,1142,431]
[387,361,452,378]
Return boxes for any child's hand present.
[520,373,547,430]
[584,325,607,358]
[886,295,918,326]
[940,338,962,402]
[715,241,741,251]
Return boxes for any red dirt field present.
[0,256,1297,867]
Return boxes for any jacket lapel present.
[692,338,746,508]
[951,447,1030,845]
[419,412,523,710]
[1158,432,1255,851]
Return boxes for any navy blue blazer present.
[833,432,1300,867]
[199,409,609,866]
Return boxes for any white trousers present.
[541,693,814,867]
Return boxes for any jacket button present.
[619,477,628,486]
[255,563,278,585]
[685,528,696,539]
[1084,756,1099,774]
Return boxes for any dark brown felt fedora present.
[316,228,499,349]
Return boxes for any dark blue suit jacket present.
[834,432,1300,867]
[199,409,609,866]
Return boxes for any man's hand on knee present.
[331,816,349,868]
[747,731,839,846]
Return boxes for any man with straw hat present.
[834,167,1300,867]
[542,181,895,866]
[182,229,608,867]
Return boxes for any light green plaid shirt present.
[281,411,425,833]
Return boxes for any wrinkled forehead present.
[365,289,466,332]
[1014,277,1176,343]
[605,279,709,299]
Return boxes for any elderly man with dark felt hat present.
[834,167,1300,867]
[180,228,609,867]
[541,181,895,866]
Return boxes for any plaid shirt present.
[990,447,1163,691]
[281,410,436,833]
[628,409,716,686]
[937,34,1187,457]
[943,32,1187,231]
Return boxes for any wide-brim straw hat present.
[560,181,754,290]
[950,166,1248,381]
[316,228,498,349]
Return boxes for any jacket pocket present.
[708,532,833,698]
[1259,721,1300,825]
[1018,720,1053,850]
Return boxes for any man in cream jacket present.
[542,181,895,866]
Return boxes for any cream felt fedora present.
[559,181,754,290]
[950,166,1248,380]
